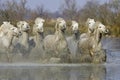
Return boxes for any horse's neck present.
[87,30,94,37]
[34,32,43,44]
[93,29,102,45]
[21,32,29,45]
[73,32,80,40]
[55,30,65,40]
[91,29,102,51]
[4,32,14,48]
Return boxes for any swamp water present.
[0,38,119,80]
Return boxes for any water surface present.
[0,38,119,80]
[0,64,119,80]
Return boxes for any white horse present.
[43,17,70,63]
[34,17,45,24]
[66,21,80,62]
[29,17,45,60]
[0,22,21,62]
[32,18,45,45]
[78,21,108,63]
[15,21,30,57]
[0,21,14,37]
[80,18,96,39]
[86,18,96,33]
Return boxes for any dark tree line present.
[0,0,120,36]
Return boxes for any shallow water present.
[0,64,119,80]
[102,38,120,63]
[0,37,119,80]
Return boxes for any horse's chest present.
[2,38,10,48]
[92,40,102,51]
[56,40,67,50]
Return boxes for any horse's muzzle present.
[105,29,109,34]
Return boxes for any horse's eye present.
[21,24,24,27]
[99,26,101,28]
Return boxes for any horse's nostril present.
[105,29,108,33]
[104,29,109,34]
[27,26,29,28]
[19,31,22,35]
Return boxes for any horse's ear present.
[92,19,95,21]
[57,17,63,22]
[3,21,10,24]
[87,18,90,21]
[8,21,10,24]
[3,21,6,24]
[42,19,45,23]
[72,20,76,24]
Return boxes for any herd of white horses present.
[0,17,109,63]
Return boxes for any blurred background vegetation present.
[0,0,120,37]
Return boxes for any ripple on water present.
[0,64,119,80]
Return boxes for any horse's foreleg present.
[90,49,94,57]
[6,50,12,63]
